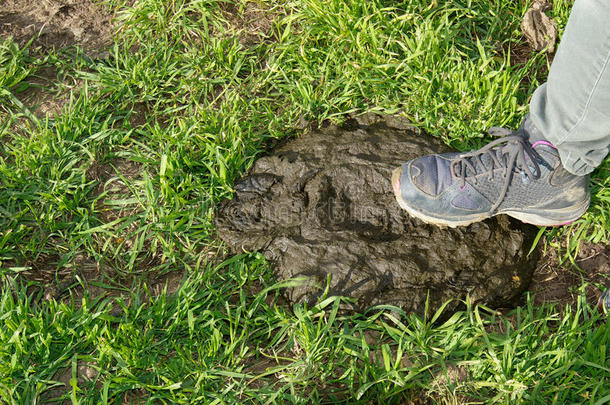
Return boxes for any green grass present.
[0,0,609,403]
[2,257,609,404]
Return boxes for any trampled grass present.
[0,0,609,403]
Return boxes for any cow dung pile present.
[215,114,540,315]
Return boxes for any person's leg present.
[529,0,610,175]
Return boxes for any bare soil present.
[0,0,113,54]
[1,0,114,119]
[530,241,610,309]
[14,65,79,117]
[220,1,278,46]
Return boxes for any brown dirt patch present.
[14,65,80,118]
[529,242,610,309]
[128,101,151,127]
[1,0,114,120]
[22,247,186,312]
[221,2,278,46]
[0,0,113,55]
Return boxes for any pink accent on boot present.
[531,140,557,149]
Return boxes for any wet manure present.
[215,114,540,315]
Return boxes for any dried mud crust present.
[0,0,113,54]
[215,114,541,315]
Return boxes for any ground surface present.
[1,0,112,53]
[1,0,609,403]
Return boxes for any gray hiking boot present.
[392,121,590,227]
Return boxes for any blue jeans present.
[529,0,610,176]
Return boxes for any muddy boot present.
[392,122,590,227]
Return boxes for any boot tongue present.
[518,117,560,169]
[530,141,560,171]
[521,114,547,144]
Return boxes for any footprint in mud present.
[215,114,540,315]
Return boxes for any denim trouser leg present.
[528,0,610,176]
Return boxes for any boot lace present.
[450,127,541,212]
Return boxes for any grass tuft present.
[1,260,608,403]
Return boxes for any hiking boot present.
[391,121,590,227]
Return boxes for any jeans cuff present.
[557,149,596,176]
